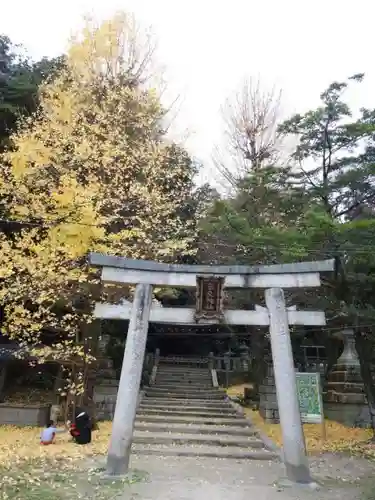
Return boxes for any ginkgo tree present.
[0,12,198,396]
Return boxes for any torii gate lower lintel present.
[89,253,335,483]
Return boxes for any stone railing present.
[210,355,250,373]
[149,348,160,386]
[297,359,328,376]
[156,353,251,372]
[158,355,209,368]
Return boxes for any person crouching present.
[69,408,92,445]
[40,420,66,445]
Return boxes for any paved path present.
[118,454,372,500]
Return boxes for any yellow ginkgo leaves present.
[0,11,197,391]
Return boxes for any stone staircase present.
[131,360,278,459]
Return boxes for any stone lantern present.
[324,329,369,427]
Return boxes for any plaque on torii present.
[195,276,225,322]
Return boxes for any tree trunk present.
[355,331,375,438]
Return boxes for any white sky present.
[1,0,374,185]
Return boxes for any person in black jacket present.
[69,408,92,445]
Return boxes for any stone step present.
[144,391,225,400]
[150,385,215,393]
[157,365,211,376]
[158,360,208,365]
[156,372,212,382]
[136,414,250,426]
[157,365,210,376]
[154,379,212,386]
[134,421,257,436]
[139,403,237,414]
[154,378,213,389]
[156,370,211,376]
[132,431,264,448]
[153,380,213,387]
[152,385,214,392]
[139,403,237,416]
[155,375,212,382]
[146,386,224,395]
[156,370,211,375]
[145,391,224,401]
[157,365,210,370]
[132,443,277,460]
[137,408,238,418]
[141,398,233,408]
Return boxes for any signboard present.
[295,372,324,424]
[195,276,225,322]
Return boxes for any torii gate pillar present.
[106,283,152,476]
[265,287,310,483]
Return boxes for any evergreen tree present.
[0,34,64,150]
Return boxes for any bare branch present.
[213,77,284,190]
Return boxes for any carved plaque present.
[195,276,225,322]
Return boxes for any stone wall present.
[94,382,118,420]
[0,404,50,426]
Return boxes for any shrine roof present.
[89,253,335,275]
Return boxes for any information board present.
[295,372,324,424]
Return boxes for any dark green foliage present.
[201,74,375,423]
[0,34,65,150]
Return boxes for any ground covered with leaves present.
[0,423,143,500]
[227,384,375,459]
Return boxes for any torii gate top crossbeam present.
[90,253,334,276]
[89,253,335,289]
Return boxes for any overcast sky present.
[1,0,374,185]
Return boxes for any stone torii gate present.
[89,253,334,482]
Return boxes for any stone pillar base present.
[324,402,370,428]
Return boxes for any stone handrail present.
[149,348,160,386]
[144,352,154,370]
[211,368,219,388]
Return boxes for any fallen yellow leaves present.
[0,422,113,467]
[248,409,373,453]
[226,383,253,398]
[0,422,145,499]
[226,384,375,458]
